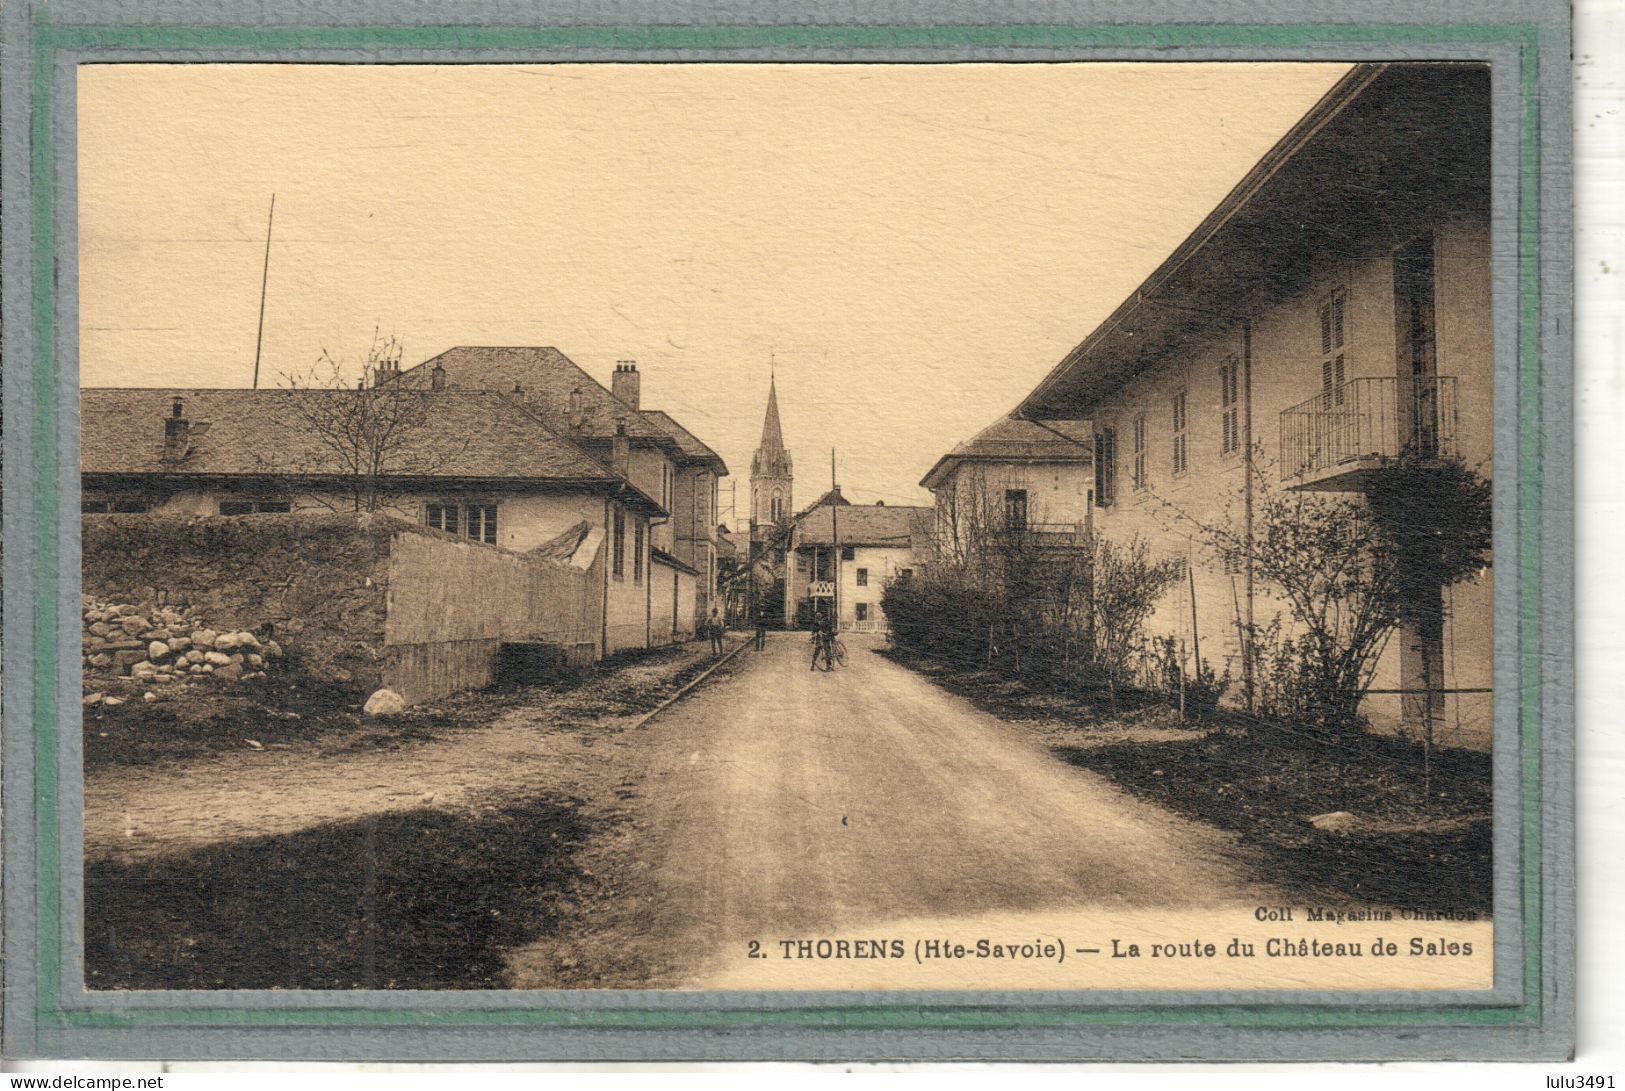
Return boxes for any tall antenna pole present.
[251,193,276,389]
[830,448,840,632]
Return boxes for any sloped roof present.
[80,387,638,491]
[641,409,729,474]
[403,346,675,447]
[920,416,1093,490]
[795,504,933,548]
[1017,63,1490,420]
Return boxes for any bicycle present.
[829,638,848,668]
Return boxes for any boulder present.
[264,640,284,659]
[82,692,105,706]
[119,615,150,636]
[88,622,111,637]
[168,636,192,653]
[213,662,245,682]
[245,654,264,668]
[363,689,408,717]
[87,653,112,669]
[101,696,125,707]
[191,629,218,648]
[148,641,171,661]
[185,649,206,665]
[203,651,232,666]
[1309,810,1360,834]
[214,633,239,651]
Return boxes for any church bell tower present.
[750,373,793,541]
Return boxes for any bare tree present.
[273,332,468,513]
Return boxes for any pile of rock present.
[81,596,284,687]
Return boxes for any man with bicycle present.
[809,605,836,671]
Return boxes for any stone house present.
[80,386,671,655]
[399,348,727,628]
[1014,63,1494,747]
[783,492,933,632]
[920,416,1095,554]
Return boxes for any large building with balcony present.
[920,415,1095,555]
[1014,62,1493,747]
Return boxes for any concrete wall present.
[649,558,698,646]
[604,498,653,654]
[1080,209,1493,748]
[382,526,602,701]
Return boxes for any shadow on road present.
[85,798,592,989]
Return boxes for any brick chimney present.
[430,362,446,391]
[612,361,640,411]
[162,397,190,463]
[611,417,631,478]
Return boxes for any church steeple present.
[750,372,793,531]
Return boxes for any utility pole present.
[831,448,840,632]
[251,194,276,389]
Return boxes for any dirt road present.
[508,632,1268,987]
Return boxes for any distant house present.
[80,386,670,655]
[398,348,729,632]
[1012,63,1493,747]
[920,416,1094,553]
[783,490,933,632]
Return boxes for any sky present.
[77,62,1349,516]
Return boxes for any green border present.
[27,19,1546,1035]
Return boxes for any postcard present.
[2,0,1574,1063]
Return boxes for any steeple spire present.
[758,373,787,457]
[750,369,793,530]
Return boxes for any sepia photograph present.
[72,58,1499,996]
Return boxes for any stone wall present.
[82,513,394,692]
[82,512,608,705]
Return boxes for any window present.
[612,506,626,578]
[1003,489,1028,529]
[81,498,151,514]
[899,568,914,580]
[1171,392,1188,476]
[855,603,870,622]
[1319,287,1348,408]
[1094,427,1117,507]
[1219,356,1241,455]
[1131,414,1148,491]
[771,490,783,522]
[856,568,869,587]
[427,502,497,544]
[219,499,291,515]
[633,520,645,584]
[661,463,672,511]
[841,546,855,562]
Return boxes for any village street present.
[505,631,1266,988]
[84,630,1271,989]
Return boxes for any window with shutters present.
[1131,414,1148,491]
[426,502,498,544]
[633,520,644,584]
[220,499,292,515]
[1094,427,1117,507]
[1171,392,1189,476]
[81,498,151,514]
[1319,287,1348,408]
[612,506,626,579]
[1219,356,1241,455]
[1003,489,1028,530]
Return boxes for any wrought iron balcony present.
[1279,376,1458,491]
[1000,521,1086,549]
